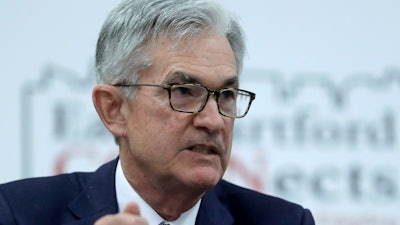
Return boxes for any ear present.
[92,84,128,138]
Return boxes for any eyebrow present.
[164,72,239,88]
[164,72,200,84]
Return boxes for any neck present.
[120,157,206,221]
[141,184,203,220]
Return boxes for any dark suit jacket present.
[0,159,315,225]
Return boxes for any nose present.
[192,97,225,132]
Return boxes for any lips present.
[188,145,219,155]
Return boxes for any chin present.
[186,169,223,190]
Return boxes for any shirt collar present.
[115,159,201,225]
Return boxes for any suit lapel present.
[195,185,234,225]
[64,159,119,225]
[62,159,234,225]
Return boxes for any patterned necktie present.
[159,222,170,225]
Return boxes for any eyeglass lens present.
[169,84,251,117]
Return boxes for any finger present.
[124,202,141,215]
[94,202,147,225]
[94,214,148,225]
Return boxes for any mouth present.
[188,145,219,155]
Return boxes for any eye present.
[220,89,237,101]
[171,84,207,99]
[172,85,195,96]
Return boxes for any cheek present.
[224,119,234,141]
[222,121,234,160]
[130,104,188,146]
[125,110,181,164]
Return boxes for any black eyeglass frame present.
[113,83,256,118]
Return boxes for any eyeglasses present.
[114,83,256,118]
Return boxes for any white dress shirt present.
[115,160,201,225]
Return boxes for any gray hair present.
[95,0,246,97]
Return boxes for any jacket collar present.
[65,158,119,224]
[64,158,233,225]
[196,183,234,225]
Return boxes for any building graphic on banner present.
[21,63,118,177]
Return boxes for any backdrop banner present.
[22,64,400,225]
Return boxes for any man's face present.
[120,34,237,191]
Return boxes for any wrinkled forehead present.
[140,34,237,87]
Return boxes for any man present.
[0,0,315,224]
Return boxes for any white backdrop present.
[1,1,399,224]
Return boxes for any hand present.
[94,202,149,225]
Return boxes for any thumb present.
[123,202,141,215]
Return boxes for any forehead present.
[141,34,238,87]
